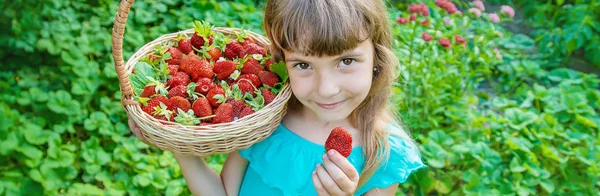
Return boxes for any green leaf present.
[504,108,538,130]
[23,123,52,145]
[0,132,19,155]
[16,143,43,159]
[509,157,526,173]
[270,61,288,82]
[129,62,156,96]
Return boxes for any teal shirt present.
[238,123,426,196]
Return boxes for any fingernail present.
[312,171,316,175]
[328,149,335,157]
[316,163,321,168]
[322,153,327,160]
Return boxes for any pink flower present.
[469,8,482,17]
[409,13,417,21]
[408,4,430,16]
[396,17,409,24]
[435,0,458,14]
[473,0,485,11]
[422,33,433,42]
[444,17,453,25]
[420,19,430,27]
[495,30,504,37]
[439,38,451,48]
[501,5,515,18]
[454,35,466,45]
[494,48,502,59]
[489,13,500,23]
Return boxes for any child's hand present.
[127,117,151,146]
[312,149,359,196]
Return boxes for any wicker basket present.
[111,0,292,156]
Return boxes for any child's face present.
[284,39,375,122]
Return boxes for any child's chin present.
[315,111,351,122]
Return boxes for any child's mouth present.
[315,100,345,110]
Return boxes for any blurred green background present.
[1,0,598,195]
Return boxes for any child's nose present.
[316,73,341,98]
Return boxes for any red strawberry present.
[191,21,214,50]
[177,37,193,55]
[140,86,157,98]
[169,96,191,112]
[224,41,243,59]
[199,122,213,126]
[165,47,183,65]
[325,127,353,158]
[180,53,213,81]
[265,59,274,72]
[168,85,188,98]
[241,58,264,75]
[207,47,221,62]
[207,87,225,107]
[227,99,245,118]
[240,43,266,58]
[237,80,255,96]
[262,88,276,105]
[258,71,280,87]
[168,64,180,76]
[213,60,237,80]
[213,103,233,124]
[168,72,190,87]
[141,96,170,117]
[192,97,213,118]
[237,74,261,88]
[241,38,255,46]
[238,106,254,118]
[195,78,216,95]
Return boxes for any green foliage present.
[390,1,599,195]
[1,0,598,195]
[488,0,600,66]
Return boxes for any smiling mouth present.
[316,100,345,110]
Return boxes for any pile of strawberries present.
[131,21,288,126]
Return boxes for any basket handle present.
[111,0,137,108]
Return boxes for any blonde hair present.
[264,0,418,188]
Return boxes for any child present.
[128,0,426,195]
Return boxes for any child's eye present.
[338,58,355,67]
[293,63,312,70]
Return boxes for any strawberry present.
[237,74,261,87]
[264,58,274,72]
[227,99,245,118]
[224,41,243,59]
[168,72,190,87]
[207,87,225,107]
[167,64,180,76]
[325,127,353,158]
[213,59,237,80]
[165,47,183,65]
[177,34,194,55]
[237,80,255,96]
[213,103,233,124]
[258,71,280,87]
[207,47,221,62]
[168,85,188,98]
[262,88,276,105]
[238,106,254,118]
[240,43,266,58]
[241,38,255,46]
[169,96,191,113]
[241,58,264,75]
[195,78,217,95]
[191,97,213,118]
[191,21,214,50]
[180,53,213,81]
[140,86,157,98]
[141,96,171,117]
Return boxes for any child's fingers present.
[315,163,344,195]
[312,170,331,196]
[322,154,355,193]
[327,150,360,182]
